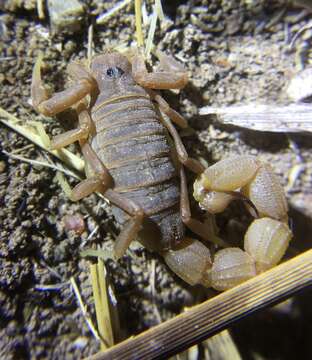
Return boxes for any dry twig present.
[70,277,101,341]
[86,249,312,360]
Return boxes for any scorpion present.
[31,50,292,291]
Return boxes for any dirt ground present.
[0,0,312,359]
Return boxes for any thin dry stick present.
[86,248,312,360]
[11,144,34,154]
[70,277,101,341]
[98,259,115,347]
[87,24,94,68]
[90,264,109,350]
[90,260,115,351]
[36,0,45,19]
[96,0,133,25]
[150,259,162,324]
[55,171,76,199]
[135,0,144,47]
[155,0,164,21]
[145,5,158,57]
[0,108,85,172]
[203,329,242,360]
[3,150,81,180]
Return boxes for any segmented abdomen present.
[90,93,184,250]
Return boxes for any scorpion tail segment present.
[163,238,212,287]
[31,54,49,112]
[241,163,289,222]
[209,248,257,291]
[244,218,292,273]
[222,190,259,218]
[207,218,292,291]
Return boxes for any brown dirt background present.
[0,0,312,359]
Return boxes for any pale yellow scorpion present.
[31,49,292,291]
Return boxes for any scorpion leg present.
[71,140,113,201]
[104,189,144,259]
[159,112,205,174]
[153,92,188,128]
[31,56,97,117]
[132,51,188,89]
[50,102,94,149]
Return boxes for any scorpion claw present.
[31,53,50,112]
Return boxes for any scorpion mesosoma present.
[31,51,292,291]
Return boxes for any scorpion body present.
[90,54,184,251]
[31,51,293,290]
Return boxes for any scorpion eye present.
[106,66,124,78]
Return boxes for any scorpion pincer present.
[31,50,292,291]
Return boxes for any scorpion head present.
[91,52,135,92]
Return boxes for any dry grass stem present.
[90,260,115,351]
[0,108,85,172]
[55,171,78,199]
[34,283,69,291]
[36,0,45,19]
[3,150,81,180]
[87,24,94,68]
[145,5,158,57]
[135,0,144,47]
[149,259,162,324]
[203,329,242,360]
[81,249,114,261]
[96,0,133,25]
[70,277,101,341]
[155,0,164,21]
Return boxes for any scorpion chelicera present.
[31,50,292,291]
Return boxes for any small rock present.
[0,161,6,173]
[48,0,85,33]
[63,213,85,235]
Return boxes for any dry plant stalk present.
[70,277,101,341]
[36,0,45,19]
[96,0,133,25]
[203,329,242,360]
[199,104,312,134]
[145,5,158,57]
[0,108,85,172]
[86,249,312,360]
[90,259,115,351]
[135,0,144,47]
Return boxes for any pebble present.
[47,0,85,33]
